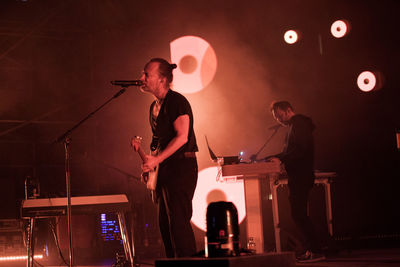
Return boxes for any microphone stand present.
[53,88,127,267]
[250,126,280,162]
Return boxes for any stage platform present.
[155,252,295,267]
[5,248,400,267]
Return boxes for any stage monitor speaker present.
[206,201,240,257]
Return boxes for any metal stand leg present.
[270,174,336,253]
[243,177,265,253]
[270,177,282,253]
[324,181,334,236]
[26,218,35,267]
[117,212,135,267]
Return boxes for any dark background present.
[0,0,399,256]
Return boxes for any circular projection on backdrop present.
[284,30,299,44]
[357,71,379,92]
[170,36,217,94]
[331,20,350,38]
[191,167,246,231]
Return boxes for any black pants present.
[157,157,198,258]
[288,182,319,253]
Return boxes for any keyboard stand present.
[21,194,135,267]
[118,212,135,266]
[270,172,336,252]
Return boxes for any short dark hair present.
[270,101,293,112]
[147,58,177,84]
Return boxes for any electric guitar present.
[131,136,158,202]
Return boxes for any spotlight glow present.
[0,255,43,261]
[331,20,350,38]
[191,167,246,231]
[170,36,217,94]
[284,30,299,44]
[357,71,377,92]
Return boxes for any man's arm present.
[142,114,189,171]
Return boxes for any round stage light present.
[284,30,299,44]
[357,71,376,92]
[191,167,246,231]
[170,36,217,94]
[331,20,350,38]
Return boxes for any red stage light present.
[191,167,246,231]
[0,255,43,261]
[170,36,217,94]
[284,30,299,44]
[357,71,379,92]
[331,20,350,38]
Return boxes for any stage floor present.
[6,248,400,267]
[297,248,400,267]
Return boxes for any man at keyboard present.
[268,101,325,263]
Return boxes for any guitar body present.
[146,149,159,191]
[131,136,158,202]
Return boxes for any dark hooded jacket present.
[276,114,315,187]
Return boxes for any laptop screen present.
[205,136,239,164]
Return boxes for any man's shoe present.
[296,250,326,263]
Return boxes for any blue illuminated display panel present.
[100,213,122,244]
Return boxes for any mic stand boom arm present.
[52,88,126,267]
[250,126,280,162]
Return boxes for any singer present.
[134,58,198,258]
[268,101,325,263]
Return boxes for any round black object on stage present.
[206,201,240,257]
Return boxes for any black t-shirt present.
[149,90,198,163]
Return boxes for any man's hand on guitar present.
[142,154,159,172]
[141,172,149,183]
[131,135,158,198]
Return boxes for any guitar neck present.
[137,147,147,163]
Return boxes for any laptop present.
[205,136,240,165]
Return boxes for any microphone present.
[110,80,143,87]
[268,124,281,130]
